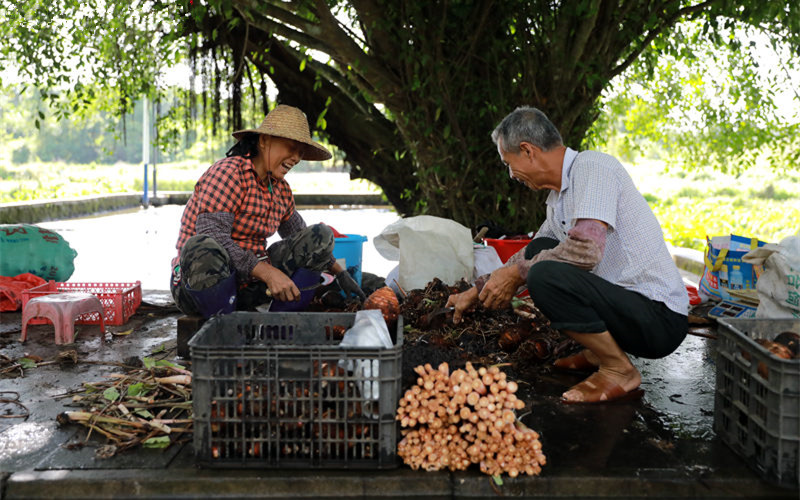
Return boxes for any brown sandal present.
[553,351,599,374]
[562,371,644,404]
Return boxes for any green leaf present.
[299,58,306,72]
[127,382,144,397]
[155,359,185,370]
[134,409,155,419]
[143,357,156,370]
[142,436,171,449]
[18,358,37,369]
[510,296,528,308]
[493,475,504,486]
[103,387,120,402]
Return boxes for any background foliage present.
[1,0,799,235]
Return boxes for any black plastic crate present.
[189,311,403,469]
[714,318,800,488]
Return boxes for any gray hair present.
[491,106,563,153]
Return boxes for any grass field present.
[625,159,800,249]
[1,159,797,250]
[0,160,380,199]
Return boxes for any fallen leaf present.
[135,408,155,419]
[18,358,37,369]
[103,387,120,402]
[155,359,185,370]
[113,329,134,336]
[142,436,171,449]
[127,382,144,397]
[57,350,78,363]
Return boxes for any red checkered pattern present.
[176,156,295,255]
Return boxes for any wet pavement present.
[0,206,796,498]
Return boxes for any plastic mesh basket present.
[189,311,403,469]
[21,281,142,326]
[714,318,800,489]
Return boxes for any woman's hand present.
[252,261,300,301]
[446,287,479,324]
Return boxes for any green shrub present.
[11,145,30,164]
[751,184,793,201]
[713,187,738,197]
[691,171,714,181]
[676,187,703,198]
[643,193,659,204]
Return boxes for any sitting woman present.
[170,104,365,317]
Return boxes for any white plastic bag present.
[743,235,800,318]
[385,244,502,293]
[473,244,503,280]
[373,215,474,291]
[338,309,393,415]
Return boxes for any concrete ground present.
[0,206,796,499]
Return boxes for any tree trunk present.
[190,0,726,233]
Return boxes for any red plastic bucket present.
[484,238,532,263]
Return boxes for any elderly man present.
[447,106,688,404]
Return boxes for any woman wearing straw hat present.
[170,104,366,317]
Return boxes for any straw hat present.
[232,104,332,161]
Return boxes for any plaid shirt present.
[175,156,299,271]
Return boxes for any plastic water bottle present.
[729,265,744,290]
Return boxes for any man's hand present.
[336,270,367,301]
[446,287,479,324]
[478,265,525,310]
[253,261,299,302]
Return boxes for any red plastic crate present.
[21,281,142,326]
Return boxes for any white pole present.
[142,97,150,206]
[143,97,150,163]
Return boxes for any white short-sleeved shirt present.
[535,148,689,315]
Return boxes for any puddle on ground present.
[0,422,54,461]
[514,333,719,472]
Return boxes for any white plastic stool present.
[20,292,106,345]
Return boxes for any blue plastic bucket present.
[333,234,368,286]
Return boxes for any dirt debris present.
[309,277,579,388]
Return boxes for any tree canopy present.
[2,0,799,232]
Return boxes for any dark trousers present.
[171,223,334,315]
[524,238,687,358]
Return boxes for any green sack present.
[0,224,77,281]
